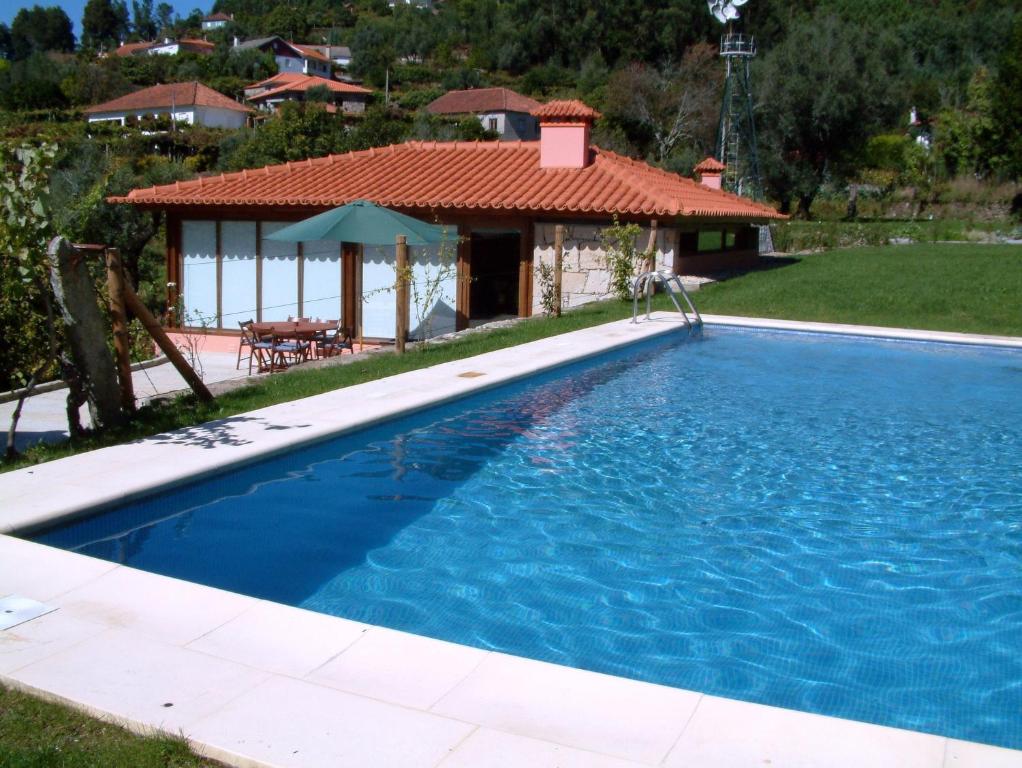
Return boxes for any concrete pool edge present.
[2,314,1022,767]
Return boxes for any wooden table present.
[251,320,335,340]
[250,321,336,371]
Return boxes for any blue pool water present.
[34,327,1022,748]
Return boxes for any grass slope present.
[0,684,218,767]
[695,243,1022,335]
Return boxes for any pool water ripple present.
[34,327,1022,749]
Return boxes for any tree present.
[990,18,1022,178]
[82,0,130,51]
[755,11,905,216]
[0,143,60,458]
[155,2,174,36]
[604,45,720,167]
[132,0,157,40]
[0,24,11,60]
[8,6,75,60]
[350,17,395,88]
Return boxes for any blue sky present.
[2,2,200,36]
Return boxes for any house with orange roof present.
[201,11,233,31]
[427,87,541,141]
[113,100,783,341]
[148,37,216,56]
[244,73,372,115]
[233,36,332,79]
[85,81,255,129]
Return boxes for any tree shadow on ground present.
[145,415,313,450]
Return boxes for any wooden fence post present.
[105,248,136,413]
[395,234,409,354]
[553,224,564,318]
[49,238,128,430]
[122,281,214,403]
[645,219,659,274]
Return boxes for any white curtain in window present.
[181,220,217,327]
[220,221,257,329]
[302,240,342,321]
[408,243,457,339]
[261,222,299,322]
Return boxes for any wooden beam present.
[105,247,136,413]
[553,224,564,318]
[215,220,223,329]
[395,234,409,353]
[645,219,658,273]
[166,213,182,327]
[123,280,214,403]
[456,228,471,330]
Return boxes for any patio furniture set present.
[237,318,353,374]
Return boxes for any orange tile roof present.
[203,11,232,21]
[249,75,371,101]
[113,41,155,56]
[177,38,216,51]
[292,43,331,63]
[115,141,783,221]
[694,156,726,173]
[246,72,309,89]
[85,81,255,115]
[533,100,602,121]
[426,87,541,116]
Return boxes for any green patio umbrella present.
[266,199,448,354]
[265,199,446,245]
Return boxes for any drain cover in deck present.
[0,595,56,630]
[458,371,486,378]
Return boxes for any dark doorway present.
[469,231,520,321]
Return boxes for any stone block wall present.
[531,222,676,315]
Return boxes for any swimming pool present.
[32,326,1022,749]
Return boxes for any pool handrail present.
[631,270,703,327]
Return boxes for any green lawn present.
[695,243,1022,336]
[3,242,1020,472]
[0,684,218,767]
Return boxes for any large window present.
[260,221,299,322]
[181,220,217,326]
[221,221,257,328]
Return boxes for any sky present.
[1,1,199,35]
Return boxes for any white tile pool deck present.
[2,313,1022,768]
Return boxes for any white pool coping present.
[2,313,1021,768]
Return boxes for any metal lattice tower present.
[715,33,762,199]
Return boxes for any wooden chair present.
[317,321,353,358]
[270,333,311,370]
[237,320,262,373]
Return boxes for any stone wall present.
[531,222,676,314]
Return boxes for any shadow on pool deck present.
[146,415,314,450]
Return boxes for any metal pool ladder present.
[631,270,703,328]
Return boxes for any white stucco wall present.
[193,105,249,129]
[87,106,246,129]
[530,222,675,315]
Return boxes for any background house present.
[85,81,254,129]
[148,38,215,56]
[113,101,782,341]
[426,87,541,140]
[201,12,233,31]
[233,36,332,79]
[245,73,372,114]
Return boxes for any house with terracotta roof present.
[85,82,254,129]
[110,38,215,57]
[113,100,783,341]
[201,11,233,31]
[244,73,372,114]
[233,36,332,79]
[426,87,541,141]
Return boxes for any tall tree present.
[155,2,174,36]
[755,10,905,215]
[132,0,157,40]
[82,0,130,50]
[8,6,75,60]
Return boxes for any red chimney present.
[694,157,726,190]
[532,100,602,170]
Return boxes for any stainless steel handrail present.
[631,270,703,327]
